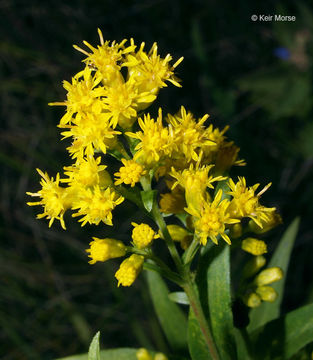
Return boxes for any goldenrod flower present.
[63,156,108,188]
[114,159,146,187]
[131,222,159,249]
[49,67,106,126]
[126,109,175,166]
[167,106,215,161]
[27,169,75,230]
[215,143,246,173]
[86,238,126,264]
[115,254,144,286]
[255,286,278,303]
[159,187,186,214]
[254,267,283,286]
[72,186,124,226]
[249,210,282,234]
[227,177,276,227]
[73,29,135,85]
[126,41,183,96]
[60,112,120,159]
[186,189,240,245]
[241,238,267,256]
[170,161,225,212]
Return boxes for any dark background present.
[1,1,313,359]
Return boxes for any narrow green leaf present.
[188,307,213,360]
[56,348,137,360]
[205,243,237,360]
[141,190,157,213]
[57,348,187,360]
[248,217,300,332]
[168,292,190,305]
[234,329,252,360]
[88,332,100,360]
[250,303,313,359]
[146,271,187,351]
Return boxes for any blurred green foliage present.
[1,0,313,359]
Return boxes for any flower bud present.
[159,225,192,250]
[136,348,153,360]
[256,286,278,303]
[131,222,159,249]
[254,267,283,286]
[242,292,261,308]
[241,238,267,256]
[230,223,243,239]
[242,255,266,278]
[86,238,126,264]
[154,353,168,360]
[115,254,144,287]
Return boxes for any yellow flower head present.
[131,222,160,249]
[60,112,120,159]
[170,161,225,212]
[26,169,74,230]
[63,156,108,188]
[126,109,175,166]
[254,267,283,286]
[255,286,277,303]
[72,186,124,226]
[215,143,246,173]
[136,348,153,360]
[243,292,261,308]
[167,106,215,161]
[186,189,240,245]
[227,177,276,228]
[86,237,126,264]
[73,29,135,85]
[159,224,192,250]
[249,210,282,234]
[115,254,144,287]
[114,159,146,187]
[159,187,186,214]
[241,238,267,256]
[126,41,183,95]
[50,67,106,126]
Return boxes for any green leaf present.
[204,243,237,360]
[248,217,300,332]
[168,292,190,305]
[56,348,138,360]
[141,190,157,213]
[250,303,313,359]
[196,240,236,359]
[88,332,100,360]
[146,270,187,351]
[57,348,187,360]
[188,308,213,360]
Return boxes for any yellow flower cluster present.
[27,31,281,290]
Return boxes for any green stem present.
[183,275,220,360]
[183,236,200,266]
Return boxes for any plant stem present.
[183,275,220,360]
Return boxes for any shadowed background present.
[1,0,313,359]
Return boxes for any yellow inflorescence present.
[86,238,127,264]
[27,31,281,290]
[241,238,267,256]
[114,159,146,187]
[131,222,160,249]
[115,254,144,287]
